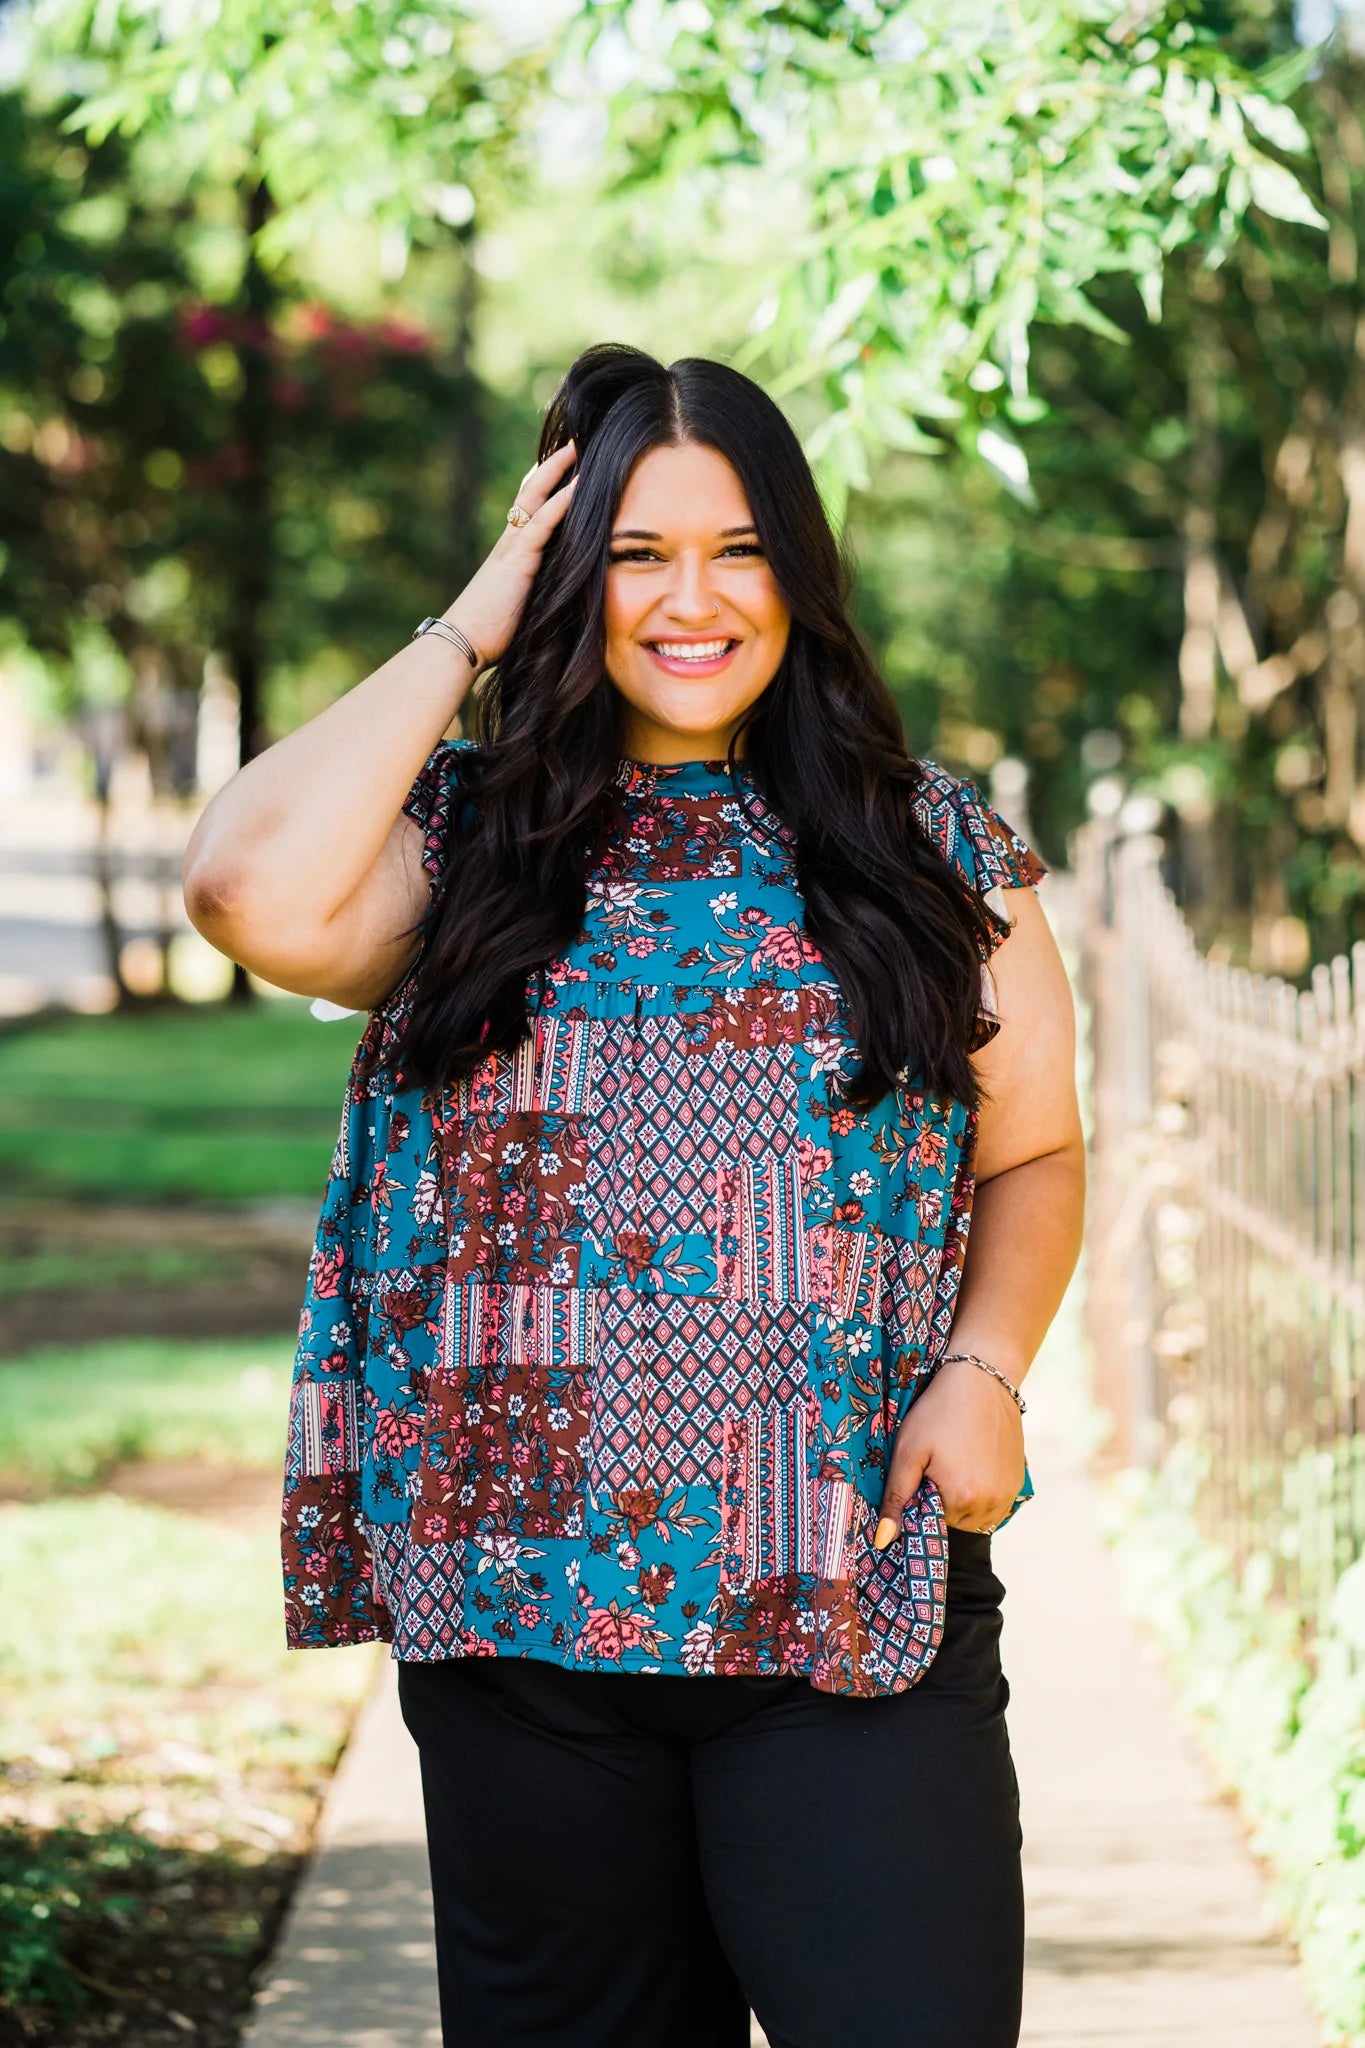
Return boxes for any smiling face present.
[602,440,791,762]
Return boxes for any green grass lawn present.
[0,996,365,1205]
[0,1494,378,2036]
[0,1494,376,1794]
[0,1326,376,2037]
[0,1000,379,2036]
[0,1334,296,1491]
[0,1243,210,1302]
[0,999,378,2023]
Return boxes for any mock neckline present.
[615,755,753,791]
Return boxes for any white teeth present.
[652,640,733,660]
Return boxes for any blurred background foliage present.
[2,0,1359,982]
[3,3,1364,2037]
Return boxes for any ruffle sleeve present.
[911,761,1048,1049]
[912,760,1047,947]
[399,733,482,933]
[345,735,483,1096]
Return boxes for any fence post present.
[1117,827,1165,1467]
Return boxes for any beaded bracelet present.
[940,1352,1027,1416]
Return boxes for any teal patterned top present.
[280,744,1046,1696]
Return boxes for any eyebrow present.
[610,525,759,540]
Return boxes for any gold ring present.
[506,503,532,528]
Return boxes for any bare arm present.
[944,883,1086,1384]
[875,886,1085,1539]
[182,441,579,1012]
[183,630,477,1011]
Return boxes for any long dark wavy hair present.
[397,342,1002,1114]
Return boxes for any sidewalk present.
[241,1414,1324,2048]
[240,1655,439,2048]
[1003,1400,1321,2046]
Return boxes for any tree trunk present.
[1176,304,1224,940]
[445,224,486,660]
[225,172,276,1003]
[87,733,133,1008]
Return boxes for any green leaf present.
[976,422,1035,506]
[1249,39,1332,103]
[1003,392,1050,425]
[1045,282,1131,346]
[807,271,879,358]
[1239,93,1311,158]
[1136,263,1164,324]
[1248,159,1328,231]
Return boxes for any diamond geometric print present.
[588,1289,811,1495]
[632,1017,799,1240]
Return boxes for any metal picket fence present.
[1077,819,1365,1634]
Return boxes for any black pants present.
[396,1526,1023,2048]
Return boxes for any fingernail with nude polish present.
[873,1516,899,1551]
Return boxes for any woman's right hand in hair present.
[181,440,579,1015]
[446,438,579,667]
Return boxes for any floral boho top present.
[280,744,1047,1697]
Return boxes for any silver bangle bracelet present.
[412,614,481,669]
[939,1352,1027,1416]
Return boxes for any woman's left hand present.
[873,1355,1026,1545]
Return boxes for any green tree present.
[18,0,551,992]
[843,20,1365,970]
[0,85,496,1004]
[0,95,223,1001]
[36,0,1322,510]
[19,0,1345,962]
[574,0,1324,513]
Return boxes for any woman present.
[184,342,1084,2048]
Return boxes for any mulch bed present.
[0,1199,316,1361]
[0,1818,301,2047]
[1,1282,310,1364]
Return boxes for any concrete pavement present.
[240,1653,440,2048]
[1003,1399,1321,2046]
